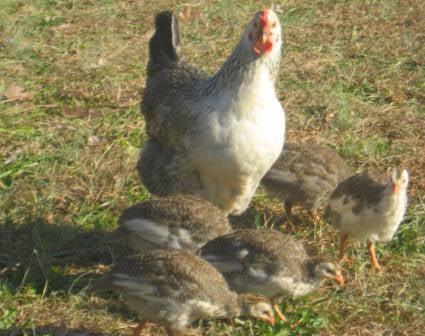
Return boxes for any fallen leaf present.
[87,135,101,146]
[46,213,55,225]
[4,149,22,165]
[87,109,101,118]
[3,84,32,101]
[56,23,70,31]
[63,106,101,119]
[177,5,199,23]
[273,4,284,14]
[63,105,85,118]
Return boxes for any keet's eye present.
[272,22,276,28]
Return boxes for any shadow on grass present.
[0,204,331,297]
[3,325,109,336]
[0,217,127,294]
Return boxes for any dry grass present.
[1,0,424,335]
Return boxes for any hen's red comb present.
[259,10,269,28]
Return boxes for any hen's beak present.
[333,272,344,286]
[253,10,273,55]
[253,31,273,55]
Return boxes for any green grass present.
[1,0,424,335]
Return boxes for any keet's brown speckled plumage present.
[117,194,232,253]
[102,250,275,336]
[329,172,387,215]
[199,229,343,307]
[261,143,351,215]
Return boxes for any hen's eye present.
[272,22,276,28]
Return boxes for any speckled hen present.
[138,10,285,215]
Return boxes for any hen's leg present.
[284,201,293,217]
[338,234,349,262]
[131,321,147,336]
[367,240,382,270]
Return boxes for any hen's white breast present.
[191,68,285,213]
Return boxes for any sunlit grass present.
[1,0,424,335]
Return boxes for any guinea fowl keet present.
[199,228,344,320]
[138,10,285,215]
[101,250,275,336]
[261,142,351,221]
[117,194,232,253]
[328,168,409,270]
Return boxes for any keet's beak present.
[266,315,275,326]
[392,183,399,193]
[334,272,344,286]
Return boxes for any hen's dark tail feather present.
[148,11,182,75]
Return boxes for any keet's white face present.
[249,301,275,325]
[390,168,409,193]
[316,261,344,286]
[244,9,282,56]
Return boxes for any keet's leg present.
[367,239,382,270]
[271,298,286,321]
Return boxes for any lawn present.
[1,0,424,335]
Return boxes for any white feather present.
[272,274,319,298]
[237,248,250,259]
[248,267,268,279]
[113,274,156,296]
[123,219,170,245]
